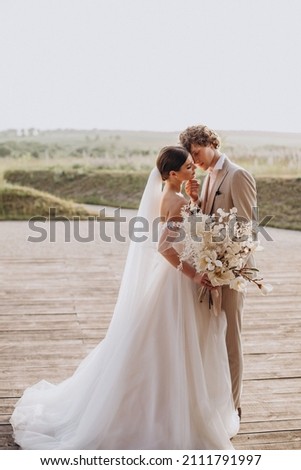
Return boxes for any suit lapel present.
[205,158,230,215]
[200,174,210,212]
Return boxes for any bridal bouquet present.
[179,206,273,302]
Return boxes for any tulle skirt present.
[10,253,239,449]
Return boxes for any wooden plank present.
[1,220,301,450]
[242,377,301,393]
[239,419,301,433]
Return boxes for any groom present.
[179,124,257,419]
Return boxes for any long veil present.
[106,167,163,326]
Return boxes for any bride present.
[10,146,239,450]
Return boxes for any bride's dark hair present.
[156,146,189,181]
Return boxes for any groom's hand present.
[185,179,200,203]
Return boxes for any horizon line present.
[1,127,301,136]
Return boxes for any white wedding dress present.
[10,168,239,450]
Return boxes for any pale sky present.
[1,0,301,133]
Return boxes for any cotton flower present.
[258,283,273,295]
[230,276,248,292]
[198,251,223,272]
[224,252,243,269]
[208,268,235,287]
[216,208,227,216]
[216,208,229,223]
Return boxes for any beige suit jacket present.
[201,156,257,222]
[200,155,257,268]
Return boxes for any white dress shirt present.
[208,153,226,193]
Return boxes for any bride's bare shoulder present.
[160,192,188,221]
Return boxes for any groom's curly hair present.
[179,125,221,151]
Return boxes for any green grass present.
[256,177,301,230]
[0,183,98,221]
[3,169,301,230]
[4,169,150,209]
[1,129,301,226]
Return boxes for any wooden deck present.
[0,215,301,450]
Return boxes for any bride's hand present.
[193,272,216,290]
[185,179,200,203]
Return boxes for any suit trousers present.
[221,285,246,409]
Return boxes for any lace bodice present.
[158,220,185,256]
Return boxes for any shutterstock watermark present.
[27,207,274,244]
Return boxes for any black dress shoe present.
[237,407,242,420]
